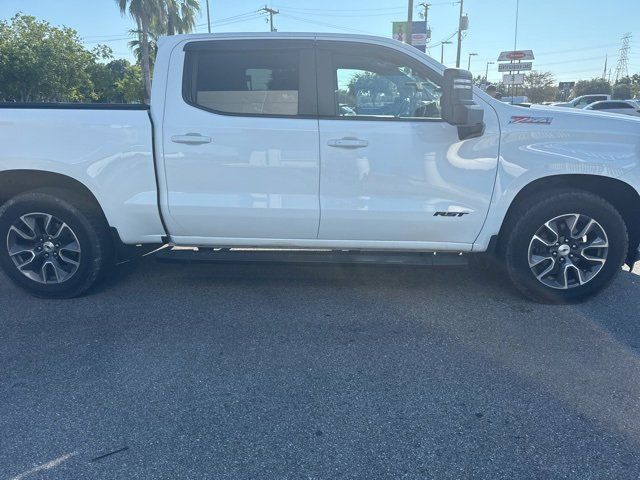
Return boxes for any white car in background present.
[584,100,640,117]
[553,94,611,108]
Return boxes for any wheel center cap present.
[43,241,55,253]
[558,244,571,256]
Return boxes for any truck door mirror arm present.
[441,68,485,140]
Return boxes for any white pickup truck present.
[1,33,639,302]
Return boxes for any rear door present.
[315,41,499,245]
[161,39,320,241]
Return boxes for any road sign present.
[498,62,532,72]
[503,73,525,85]
[498,50,535,61]
[559,81,575,90]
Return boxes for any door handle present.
[327,137,369,149]
[171,133,212,145]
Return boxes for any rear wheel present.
[0,190,113,298]
[503,190,627,303]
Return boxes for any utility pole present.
[467,52,477,71]
[455,0,464,68]
[602,55,608,80]
[205,0,211,33]
[420,2,431,51]
[259,6,279,32]
[485,61,494,81]
[441,40,452,64]
[406,0,414,45]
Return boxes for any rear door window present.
[183,40,316,117]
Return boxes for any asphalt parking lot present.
[1,257,640,479]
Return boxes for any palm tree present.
[128,20,163,70]
[165,0,200,35]
[115,0,164,100]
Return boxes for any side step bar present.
[154,248,469,267]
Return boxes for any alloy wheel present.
[6,212,81,284]
[527,213,608,290]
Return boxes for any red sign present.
[507,51,526,60]
[497,50,535,61]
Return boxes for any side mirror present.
[441,68,484,138]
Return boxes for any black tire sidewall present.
[505,193,628,303]
[0,193,106,298]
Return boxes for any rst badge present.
[434,212,470,218]
[509,116,553,125]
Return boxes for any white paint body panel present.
[317,109,499,244]
[0,108,164,244]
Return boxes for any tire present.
[0,190,113,298]
[503,189,628,303]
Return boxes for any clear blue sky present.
[1,0,638,82]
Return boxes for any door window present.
[320,46,443,120]
[184,48,301,116]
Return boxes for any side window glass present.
[334,54,442,119]
[190,49,299,116]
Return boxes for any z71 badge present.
[509,116,553,125]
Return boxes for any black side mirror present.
[441,68,485,138]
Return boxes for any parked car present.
[584,100,640,117]
[553,94,611,108]
[0,33,639,302]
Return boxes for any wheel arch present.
[497,174,640,266]
[0,169,109,223]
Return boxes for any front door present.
[316,41,499,246]
[161,39,320,241]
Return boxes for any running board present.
[154,248,469,266]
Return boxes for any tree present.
[522,71,556,104]
[572,78,611,98]
[165,0,200,35]
[128,21,162,71]
[116,0,164,101]
[612,77,632,99]
[630,74,640,98]
[347,72,397,106]
[0,14,96,102]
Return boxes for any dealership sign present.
[498,62,532,72]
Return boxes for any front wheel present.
[503,190,628,303]
[0,190,113,298]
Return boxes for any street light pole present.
[455,0,464,68]
[206,0,211,33]
[441,41,452,64]
[407,0,414,45]
[485,61,494,81]
[467,52,478,71]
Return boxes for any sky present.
[1,0,639,82]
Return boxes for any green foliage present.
[572,78,612,98]
[0,14,96,102]
[612,82,632,100]
[347,72,397,106]
[522,71,556,104]
[91,57,145,103]
[0,14,143,103]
